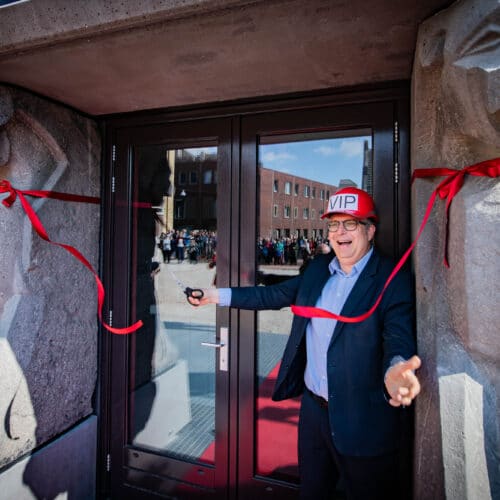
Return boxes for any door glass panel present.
[129,144,218,465]
[255,130,372,481]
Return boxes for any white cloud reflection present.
[262,151,297,163]
[314,140,363,158]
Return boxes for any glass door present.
[100,94,409,500]
[104,118,232,499]
[237,101,403,498]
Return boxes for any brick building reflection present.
[166,139,372,241]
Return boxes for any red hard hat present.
[321,187,378,222]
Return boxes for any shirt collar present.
[329,247,374,277]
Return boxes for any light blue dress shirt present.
[304,248,373,399]
[218,288,232,307]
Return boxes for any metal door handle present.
[200,327,228,372]
[201,342,225,348]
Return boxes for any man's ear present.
[368,223,376,243]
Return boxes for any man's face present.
[327,214,376,271]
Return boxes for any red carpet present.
[199,438,215,464]
[195,362,300,481]
[256,362,301,479]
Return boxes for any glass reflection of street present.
[132,253,218,464]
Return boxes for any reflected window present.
[203,170,213,184]
[175,200,185,219]
[273,180,279,192]
[284,206,291,218]
[294,183,299,196]
[203,196,216,219]
[285,181,292,195]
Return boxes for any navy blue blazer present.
[230,250,416,456]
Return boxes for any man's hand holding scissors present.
[187,288,219,307]
[168,268,207,305]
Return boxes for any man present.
[189,187,421,499]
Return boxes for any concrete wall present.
[0,0,453,115]
[0,85,100,498]
[412,0,500,498]
[0,416,97,500]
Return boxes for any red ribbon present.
[0,179,143,334]
[291,157,500,323]
[411,158,500,267]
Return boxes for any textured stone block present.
[439,373,492,500]
[412,0,500,498]
[0,84,100,468]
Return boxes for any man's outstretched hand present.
[187,288,219,307]
[385,355,422,407]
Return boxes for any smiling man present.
[189,187,421,500]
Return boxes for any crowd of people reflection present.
[157,229,217,264]
[156,229,332,271]
[257,236,331,266]
[156,229,331,268]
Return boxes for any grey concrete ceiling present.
[0,0,454,116]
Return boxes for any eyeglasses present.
[327,219,367,232]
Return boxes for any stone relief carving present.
[413,0,499,498]
[0,85,100,468]
[416,0,499,165]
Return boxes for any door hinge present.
[106,453,111,472]
[111,145,117,193]
[393,121,400,184]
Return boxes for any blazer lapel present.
[304,255,334,307]
[330,251,380,345]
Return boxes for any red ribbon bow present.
[411,158,500,267]
[291,157,500,323]
[0,179,143,334]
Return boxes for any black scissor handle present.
[185,287,204,305]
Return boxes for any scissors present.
[168,269,204,305]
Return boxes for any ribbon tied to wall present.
[0,179,142,334]
[291,157,500,323]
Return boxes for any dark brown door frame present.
[99,118,234,499]
[97,82,410,500]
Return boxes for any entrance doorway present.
[99,90,409,499]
